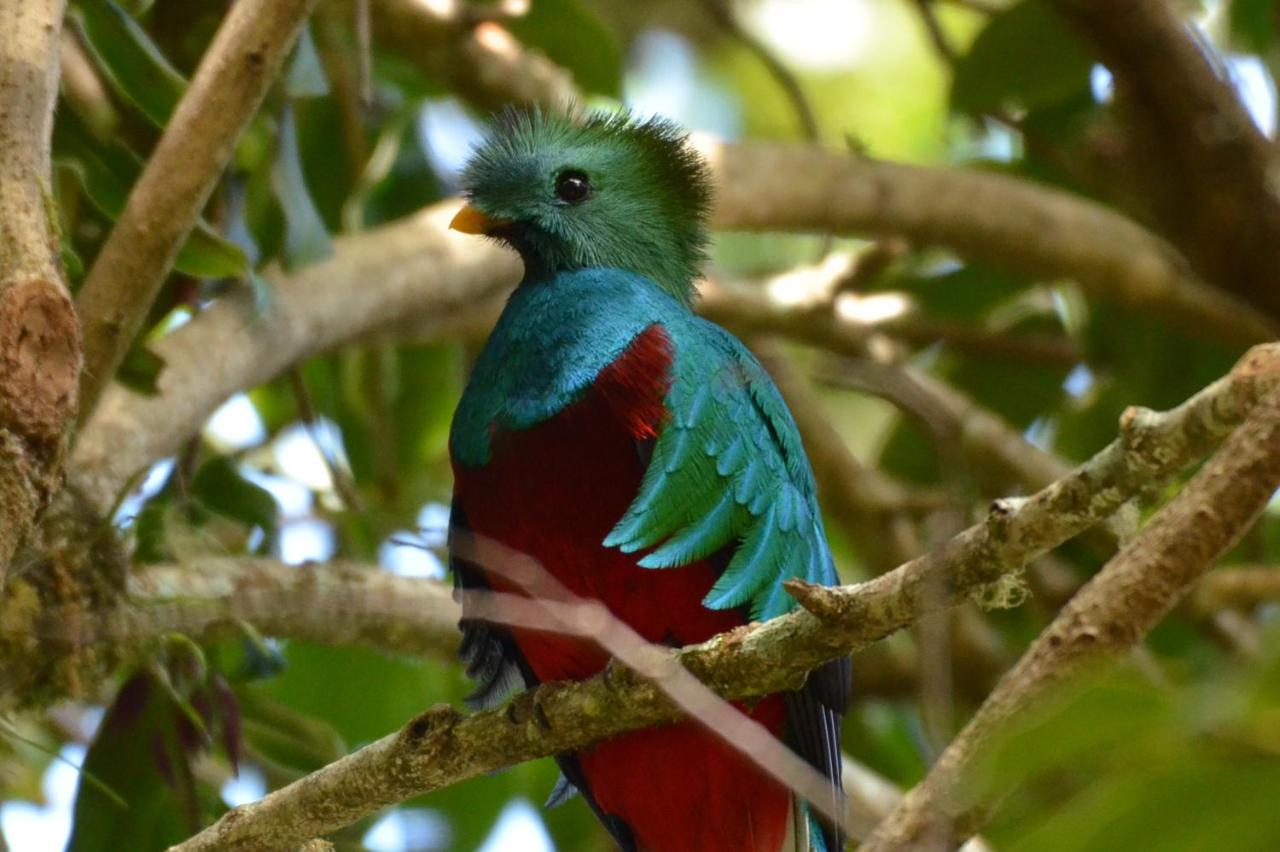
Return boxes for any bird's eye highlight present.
[555,170,591,204]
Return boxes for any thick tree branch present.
[166,344,1278,851]
[0,0,81,579]
[861,391,1280,851]
[71,205,520,513]
[0,557,458,713]
[71,141,1279,513]
[74,0,319,423]
[1049,0,1280,320]
[704,141,1276,345]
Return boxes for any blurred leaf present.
[1230,0,1278,54]
[258,642,466,747]
[190,457,279,548]
[117,343,167,395]
[272,103,334,270]
[346,107,444,230]
[235,687,347,774]
[875,262,1030,322]
[71,0,186,127]
[284,23,330,99]
[54,111,249,279]
[951,0,1093,115]
[506,0,623,97]
[68,674,193,852]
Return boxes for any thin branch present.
[698,0,821,141]
[912,0,959,65]
[166,344,1278,852]
[453,531,853,836]
[0,0,81,578]
[74,0,320,424]
[860,390,1280,850]
[1190,565,1280,613]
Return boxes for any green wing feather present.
[604,318,837,621]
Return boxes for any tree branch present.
[73,0,320,424]
[0,557,459,713]
[0,0,81,579]
[70,204,520,514]
[70,138,1280,514]
[165,344,1279,851]
[861,390,1280,851]
[349,0,577,113]
[1049,0,1280,320]
[1190,565,1280,614]
[704,141,1276,345]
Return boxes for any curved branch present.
[70,139,1280,514]
[70,204,521,512]
[861,390,1280,850]
[1050,0,1280,320]
[705,141,1276,344]
[166,343,1279,852]
[74,0,320,423]
[0,0,80,578]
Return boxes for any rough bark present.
[861,385,1280,850]
[0,0,81,581]
[164,343,1278,852]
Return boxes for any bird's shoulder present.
[450,268,687,467]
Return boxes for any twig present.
[453,531,853,837]
[913,0,958,65]
[286,368,364,514]
[0,0,81,579]
[860,388,1280,850]
[74,0,320,425]
[1190,565,1280,613]
[164,344,1279,852]
[698,0,821,140]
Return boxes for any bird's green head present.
[453,108,712,306]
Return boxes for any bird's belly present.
[454,376,792,851]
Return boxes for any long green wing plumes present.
[605,319,837,621]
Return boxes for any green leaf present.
[1230,0,1279,54]
[70,0,187,127]
[54,111,249,279]
[117,343,167,395]
[874,263,1029,322]
[506,0,623,97]
[235,688,346,774]
[190,457,279,547]
[951,0,1094,115]
[68,674,192,852]
[271,103,333,270]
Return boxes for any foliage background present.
[3,0,1280,850]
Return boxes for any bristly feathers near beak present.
[450,204,506,235]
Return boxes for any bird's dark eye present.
[555,170,591,204]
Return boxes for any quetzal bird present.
[447,109,850,852]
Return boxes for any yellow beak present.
[449,204,505,235]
